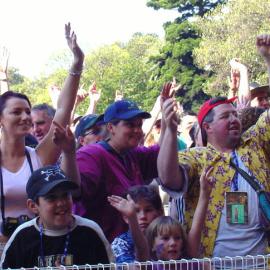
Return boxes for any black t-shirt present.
[1,215,112,269]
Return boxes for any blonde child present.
[146,166,213,261]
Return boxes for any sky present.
[0,0,179,78]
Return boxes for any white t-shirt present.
[0,147,42,229]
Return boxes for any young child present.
[108,185,164,263]
[0,165,114,269]
[146,166,213,262]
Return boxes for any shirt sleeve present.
[111,233,135,263]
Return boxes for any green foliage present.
[146,0,225,112]
[147,0,224,21]
[194,0,270,95]
[7,33,162,113]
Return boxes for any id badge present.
[226,192,248,224]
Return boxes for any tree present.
[146,0,225,112]
[80,33,162,114]
[194,0,270,96]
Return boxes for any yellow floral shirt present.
[178,111,270,257]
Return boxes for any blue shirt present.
[111,231,135,263]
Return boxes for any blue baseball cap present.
[75,114,101,138]
[103,100,151,123]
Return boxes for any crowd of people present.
[0,23,269,269]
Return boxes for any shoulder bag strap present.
[230,159,261,192]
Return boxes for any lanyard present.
[39,223,70,267]
[231,150,239,191]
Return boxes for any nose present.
[56,197,66,207]
[22,111,31,120]
[229,112,238,122]
[137,210,146,220]
[168,237,177,247]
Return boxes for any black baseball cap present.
[26,165,78,201]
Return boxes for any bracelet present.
[69,69,83,76]
[0,79,7,82]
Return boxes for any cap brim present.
[121,111,151,120]
[106,110,151,122]
[83,116,100,130]
[96,114,105,126]
[37,180,78,197]
[250,85,270,97]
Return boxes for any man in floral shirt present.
[158,34,270,258]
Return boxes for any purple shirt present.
[74,143,159,242]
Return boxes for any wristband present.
[69,70,83,76]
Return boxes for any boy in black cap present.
[0,165,113,269]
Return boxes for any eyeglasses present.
[83,127,103,137]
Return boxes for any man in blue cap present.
[75,114,106,149]
[74,99,162,243]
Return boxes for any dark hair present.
[189,121,200,148]
[127,185,164,212]
[0,91,31,115]
[201,109,215,146]
[32,103,56,118]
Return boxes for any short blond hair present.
[145,216,187,260]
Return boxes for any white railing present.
[4,255,270,270]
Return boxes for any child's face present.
[35,188,73,230]
[152,229,184,260]
[134,199,162,232]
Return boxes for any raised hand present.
[229,69,240,92]
[108,195,136,218]
[115,90,124,101]
[48,85,61,109]
[160,82,175,109]
[171,77,182,92]
[65,22,84,69]
[52,121,75,154]
[89,81,101,102]
[257,34,270,63]
[199,166,214,198]
[75,86,88,106]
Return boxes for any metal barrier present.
[4,255,270,270]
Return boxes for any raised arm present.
[229,59,250,108]
[186,166,212,258]
[36,23,84,165]
[108,195,150,262]
[158,84,183,190]
[85,81,101,115]
[257,34,270,87]
[0,47,10,94]
[52,121,81,193]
